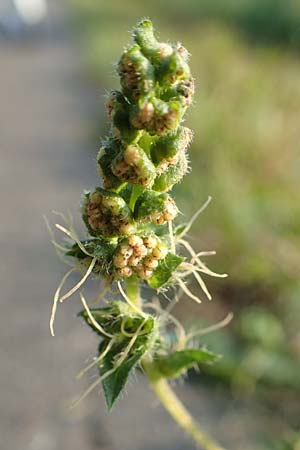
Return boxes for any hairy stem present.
[125,277,142,310]
[143,360,226,450]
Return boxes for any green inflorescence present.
[69,19,196,287]
[49,22,228,445]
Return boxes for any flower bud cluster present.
[113,234,168,279]
[82,189,135,238]
[97,19,194,194]
[78,20,194,282]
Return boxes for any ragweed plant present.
[48,19,230,450]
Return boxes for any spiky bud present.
[72,19,194,283]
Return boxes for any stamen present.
[70,366,117,410]
[76,339,115,380]
[176,196,212,240]
[175,277,202,304]
[50,267,76,336]
[192,269,212,301]
[43,215,72,266]
[80,292,113,338]
[59,257,97,303]
[117,281,146,317]
[55,223,94,257]
[116,319,147,366]
[187,312,233,341]
[179,239,227,278]
[195,251,216,257]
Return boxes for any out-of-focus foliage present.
[200,305,300,390]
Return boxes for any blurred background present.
[1,0,299,449]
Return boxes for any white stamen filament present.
[176,196,212,240]
[76,338,115,380]
[187,312,234,341]
[117,281,146,317]
[50,267,76,336]
[80,292,113,338]
[59,257,96,303]
[55,223,94,258]
[175,277,202,304]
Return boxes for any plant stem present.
[143,360,226,450]
[125,277,141,310]
[126,280,225,450]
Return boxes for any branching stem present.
[126,280,226,450]
[143,358,226,450]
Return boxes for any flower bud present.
[128,235,144,247]
[134,20,174,64]
[82,188,135,238]
[118,44,155,101]
[152,149,189,192]
[112,144,156,187]
[157,49,191,84]
[150,126,193,167]
[152,244,168,260]
[117,267,133,278]
[135,267,153,280]
[134,190,178,225]
[130,98,182,136]
[143,257,159,270]
[97,138,123,189]
[105,91,139,143]
[143,235,157,249]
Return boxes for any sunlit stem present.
[122,277,144,314]
[143,359,227,450]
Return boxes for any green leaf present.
[79,305,158,409]
[78,301,154,337]
[98,312,158,410]
[148,252,184,289]
[153,348,219,379]
[100,341,146,410]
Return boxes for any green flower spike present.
[49,19,229,450]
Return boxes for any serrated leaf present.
[153,348,219,379]
[78,302,155,338]
[78,307,116,337]
[100,342,146,410]
[148,252,184,289]
[98,318,157,410]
